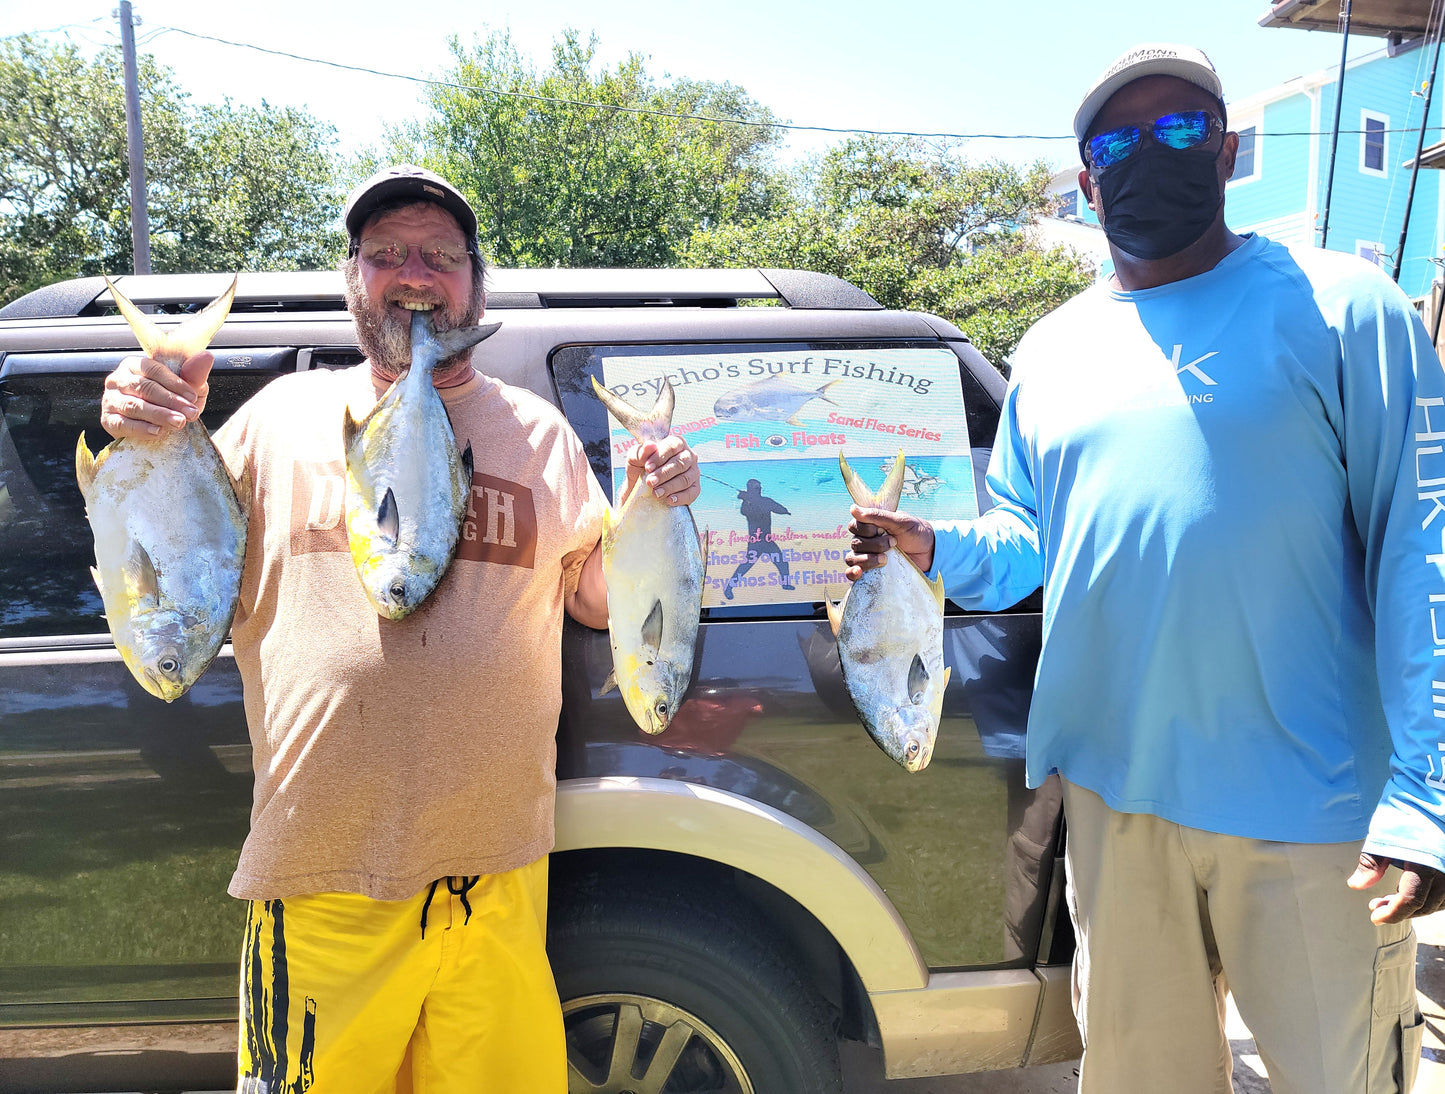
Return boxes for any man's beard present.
[342,258,484,380]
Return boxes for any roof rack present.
[0,268,881,320]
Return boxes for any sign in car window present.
[596,347,979,607]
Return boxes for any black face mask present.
[1094,143,1224,261]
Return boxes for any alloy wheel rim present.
[563,992,755,1094]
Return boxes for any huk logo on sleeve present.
[457,472,537,568]
[289,461,349,556]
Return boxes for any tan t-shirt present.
[214,364,606,900]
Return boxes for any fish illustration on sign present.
[713,376,842,426]
[75,276,247,702]
[591,377,706,735]
[827,451,949,772]
[342,309,501,620]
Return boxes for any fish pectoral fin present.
[907,653,930,704]
[824,591,844,637]
[460,440,474,482]
[122,542,161,608]
[641,599,664,656]
[377,488,400,543]
[89,566,103,595]
[698,526,710,577]
[599,669,618,695]
[75,432,97,495]
[787,412,806,427]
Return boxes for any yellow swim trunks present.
[237,856,564,1093]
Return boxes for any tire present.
[549,875,842,1094]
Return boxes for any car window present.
[552,340,995,613]
[0,365,281,639]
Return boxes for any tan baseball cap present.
[1073,43,1225,144]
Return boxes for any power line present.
[8,21,1445,144]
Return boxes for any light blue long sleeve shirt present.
[933,233,1445,870]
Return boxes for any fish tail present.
[591,376,674,442]
[818,378,843,404]
[105,275,236,367]
[838,449,906,512]
[434,321,502,358]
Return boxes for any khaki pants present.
[1062,781,1424,1094]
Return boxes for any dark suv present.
[0,268,1078,1092]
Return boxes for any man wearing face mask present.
[847,44,1445,1092]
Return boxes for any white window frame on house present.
[1228,114,1262,186]
[1356,240,1386,267]
[1360,110,1389,178]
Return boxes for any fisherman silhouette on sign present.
[723,479,796,599]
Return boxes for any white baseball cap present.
[1073,43,1225,145]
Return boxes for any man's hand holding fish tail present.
[101,349,212,439]
[566,435,700,630]
[844,505,935,582]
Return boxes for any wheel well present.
[549,846,879,1045]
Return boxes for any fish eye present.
[389,582,407,601]
[656,700,668,714]
[905,741,920,757]
[158,656,179,675]
[910,691,925,705]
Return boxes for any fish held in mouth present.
[341,309,501,620]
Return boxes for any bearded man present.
[847,47,1445,1093]
[99,165,700,1092]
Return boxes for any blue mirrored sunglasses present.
[1087,110,1223,169]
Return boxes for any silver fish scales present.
[341,310,499,621]
[75,276,247,702]
[591,377,705,734]
[828,451,949,772]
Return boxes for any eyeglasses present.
[1087,110,1223,169]
[358,238,471,273]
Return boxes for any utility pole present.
[117,1,151,274]
[1319,0,1353,249]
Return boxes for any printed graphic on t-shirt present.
[290,460,349,555]
[458,472,537,568]
[289,461,538,568]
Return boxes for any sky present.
[0,0,1378,173]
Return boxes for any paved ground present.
[844,910,1445,1093]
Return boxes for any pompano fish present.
[75,275,246,702]
[342,310,500,621]
[827,451,950,772]
[713,375,841,426]
[591,377,705,734]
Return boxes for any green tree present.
[685,137,1096,367]
[385,29,783,267]
[0,36,343,306]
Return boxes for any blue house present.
[1043,40,1445,302]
